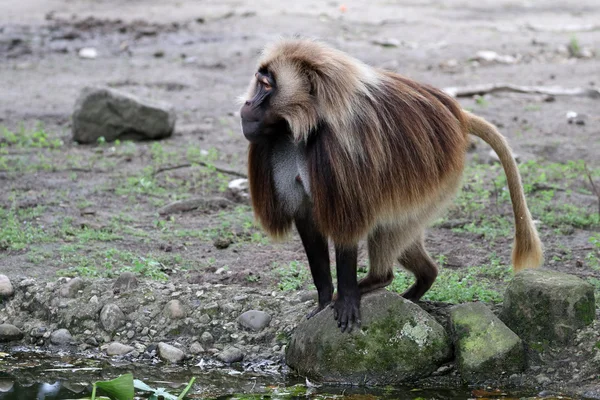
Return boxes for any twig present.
[583,163,600,221]
[153,162,247,178]
[444,84,600,99]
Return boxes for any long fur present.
[245,38,543,274]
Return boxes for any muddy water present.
[0,352,541,400]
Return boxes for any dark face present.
[240,69,286,143]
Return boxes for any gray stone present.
[200,331,214,345]
[190,341,205,354]
[0,275,14,298]
[50,329,73,346]
[100,304,126,332]
[113,272,138,293]
[237,310,272,332]
[59,277,85,298]
[106,342,134,356]
[164,299,186,319]
[286,291,452,385]
[217,346,244,363]
[450,302,525,382]
[72,86,176,144]
[158,342,185,363]
[0,324,23,342]
[501,269,595,345]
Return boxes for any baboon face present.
[240,68,289,143]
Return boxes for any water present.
[0,351,540,400]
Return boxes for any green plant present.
[275,261,310,291]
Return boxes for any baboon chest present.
[270,139,310,216]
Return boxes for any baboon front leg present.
[399,240,438,301]
[295,215,333,319]
[333,244,360,333]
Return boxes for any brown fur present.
[244,38,543,292]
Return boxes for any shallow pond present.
[0,351,548,400]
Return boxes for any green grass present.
[0,123,63,149]
[440,160,600,242]
[274,261,311,291]
[0,206,50,251]
[388,254,510,303]
[56,247,172,280]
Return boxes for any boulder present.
[501,269,595,345]
[217,346,244,364]
[0,275,14,298]
[286,291,452,384]
[0,324,23,342]
[163,299,186,320]
[158,342,185,363]
[106,342,134,356]
[50,329,73,346]
[450,302,525,382]
[100,304,126,332]
[113,272,138,293]
[237,310,272,331]
[59,277,85,298]
[72,86,176,144]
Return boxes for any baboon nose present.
[245,100,251,106]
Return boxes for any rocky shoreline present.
[1,271,600,398]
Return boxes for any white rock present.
[78,47,98,59]
[228,178,248,192]
[0,275,14,298]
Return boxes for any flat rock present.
[237,310,272,331]
[50,328,73,346]
[100,303,126,332]
[106,342,134,356]
[72,86,176,144]
[217,346,244,364]
[0,275,14,298]
[450,302,525,382]
[0,324,24,342]
[59,277,85,298]
[501,269,595,345]
[113,272,138,293]
[158,342,185,363]
[286,291,452,385]
[163,299,186,319]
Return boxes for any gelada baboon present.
[239,39,543,332]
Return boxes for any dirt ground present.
[1,0,600,396]
[1,0,599,283]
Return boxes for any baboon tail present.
[465,111,543,270]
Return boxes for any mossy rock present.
[450,302,525,382]
[501,269,595,345]
[286,291,452,385]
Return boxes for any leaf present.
[133,379,155,392]
[94,373,134,400]
[178,377,196,400]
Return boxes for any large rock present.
[163,299,186,320]
[158,342,185,363]
[0,324,23,342]
[59,277,85,298]
[501,270,595,345]
[50,329,73,346]
[113,272,138,294]
[0,275,14,298]
[217,346,244,364]
[72,86,176,144]
[286,291,452,385]
[106,342,134,356]
[450,302,525,382]
[100,303,126,332]
[237,310,272,331]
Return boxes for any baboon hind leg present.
[359,225,420,295]
[399,239,439,301]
